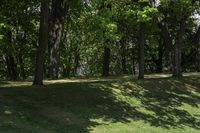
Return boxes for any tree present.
[33,0,49,85]
[0,0,199,80]
[138,23,145,79]
[196,26,200,71]
[173,19,186,77]
[102,45,111,76]
[136,0,158,79]
[48,0,69,79]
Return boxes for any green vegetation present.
[0,0,200,83]
[0,0,200,132]
[0,74,200,133]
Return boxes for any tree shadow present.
[0,81,146,133]
[117,77,200,129]
[0,77,200,132]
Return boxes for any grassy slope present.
[0,74,200,133]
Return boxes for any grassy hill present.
[0,74,200,133]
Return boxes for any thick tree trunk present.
[173,22,185,78]
[49,0,68,79]
[195,27,200,72]
[138,23,145,79]
[102,46,111,77]
[33,0,49,85]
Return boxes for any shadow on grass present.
[0,76,200,132]
[0,81,142,133]
[117,76,200,129]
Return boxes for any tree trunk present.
[49,0,68,79]
[120,37,127,74]
[33,0,49,85]
[18,54,25,80]
[102,46,111,77]
[173,22,185,78]
[132,47,136,75]
[138,23,145,79]
[195,26,200,72]
[5,55,18,80]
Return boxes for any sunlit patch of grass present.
[0,81,32,88]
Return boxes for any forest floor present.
[0,73,200,133]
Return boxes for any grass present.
[0,74,200,133]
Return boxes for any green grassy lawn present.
[0,74,200,133]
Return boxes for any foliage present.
[0,0,200,79]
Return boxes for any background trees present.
[0,0,199,82]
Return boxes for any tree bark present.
[120,37,127,74]
[18,54,25,80]
[138,23,145,79]
[132,46,136,75]
[157,44,163,73]
[5,55,18,80]
[173,21,185,78]
[33,0,49,85]
[195,26,200,72]
[102,46,111,77]
[49,0,68,79]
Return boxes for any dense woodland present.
[0,0,200,85]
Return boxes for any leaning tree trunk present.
[173,22,185,78]
[49,0,68,79]
[195,26,200,72]
[102,46,111,77]
[33,0,49,85]
[138,23,145,80]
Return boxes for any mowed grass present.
[0,74,200,133]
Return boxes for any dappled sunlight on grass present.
[0,73,200,132]
[0,81,32,88]
[101,76,200,130]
